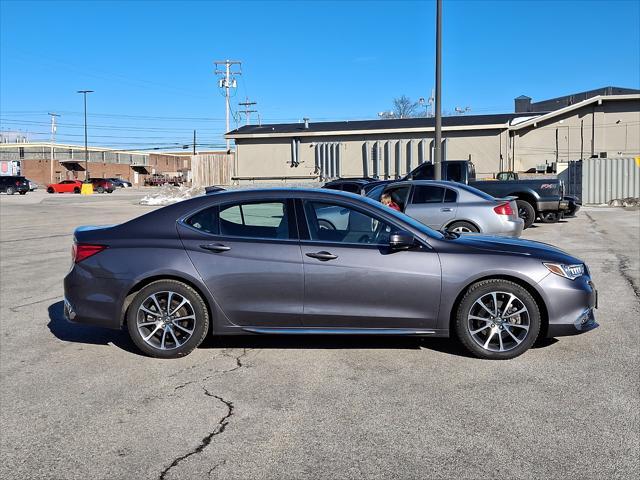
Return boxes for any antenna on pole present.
[214,59,242,152]
[238,97,258,125]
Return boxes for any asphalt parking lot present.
[1,189,638,480]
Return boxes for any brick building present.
[0,143,191,186]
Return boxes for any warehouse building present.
[0,142,191,185]
[225,87,640,183]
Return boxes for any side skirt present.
[241,327,438,335]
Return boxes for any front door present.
[298,199,441,329]
[405,184,457,229]
[178,199,304,327]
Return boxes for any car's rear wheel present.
[73,187,81,194]
[5,186,15,195]
[447,221,479,234]
[127,280,209,359]
[19,191,26,195]
[454,279,541,360]
[516,200,536,229]
[96,186,104,194]
[47,187,55,194]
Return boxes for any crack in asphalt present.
[8,295,62,312]
[158,388,234,480]
[616,253,640,299]
[208,459,227,476]
[160,349,253,479]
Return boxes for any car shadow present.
[48,301,559,358]
[47,301,142,355]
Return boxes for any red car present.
[89,178,115,193]
[46,180,84,194]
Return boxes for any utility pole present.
[433,0,443,179]
[48,112,60,183]
[77,90,93,181]
[214,60,241,151]
[238,97,258,125]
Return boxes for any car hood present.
[449,234,582,264]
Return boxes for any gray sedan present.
[367,180,524,237]
[64,188,596,360]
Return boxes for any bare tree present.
[392,95,419,119]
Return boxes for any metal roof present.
[226,112,549,139]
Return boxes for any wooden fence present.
[190,154,233,187]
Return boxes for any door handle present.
[200,243,231,252]
[306,251,338,261]
[440,207,453,212]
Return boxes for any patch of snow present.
[139,185,205,206]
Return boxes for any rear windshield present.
[455,182,497,201]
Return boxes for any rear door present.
[405,185,457,229]
[178,198,304,327]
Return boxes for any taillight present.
[72,243,107,263]
[493,203,514,215]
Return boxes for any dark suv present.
[89,178,115,193]
[0,176,30,195]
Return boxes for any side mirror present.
[389,230,415,250]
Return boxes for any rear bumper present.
[488,217,525,237]
[64,266,125,329]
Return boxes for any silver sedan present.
[367,180,524,237]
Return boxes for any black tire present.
[5,186,15,195]
[127,280,209,359]
[96,186,104,194]
[447,221,479,234]
[539,212,559,223]
[516,200,536,229]
[454,279,541,360]
[73,187,81,194]
[47,187,55,194]
[19,191,27,195]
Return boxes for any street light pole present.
[77,90,93,181]
[433,0,443,180]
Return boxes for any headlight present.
[544,262,585,280]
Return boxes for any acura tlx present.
[64,188,598,360]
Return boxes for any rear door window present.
[412,185,445,204]
[219,201,290,239]
[444,189,457,203]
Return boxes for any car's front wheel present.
[454,279,541,360]
[96,186,104,194]
[127,280,209,358]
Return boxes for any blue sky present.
[1,0,639,149]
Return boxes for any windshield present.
[357,194,445,240]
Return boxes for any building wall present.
[512,99,640,170]
[233,99,639,183]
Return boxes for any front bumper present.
[540,273,599,337]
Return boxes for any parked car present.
[107,177,132,188]
[46,180,84,194]
[404,161,568,229]
[323,177,378,194]
[0,175,30,195]
[365,180,524,237]
[89,178,115,193]
[64,188,597,360]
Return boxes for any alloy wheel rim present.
[467,291,530,352]
[136,291,196,350]
[451,226,472,233]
